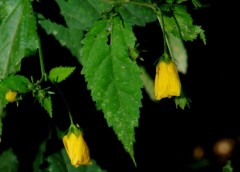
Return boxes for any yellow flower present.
[63,129,92,167]
[154,59,181,100]
[5,90,17,102]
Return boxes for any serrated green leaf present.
[36,89,53,118]
[0,0,38,79]
[46,148,106,172]
[55,0,113,30]
[49,66,76,83]
[174,93,191,110]
[81,17,142,164]
[38,16,84,63]
[39,95,53,118]
[116,0,156,26]
[0,149,18,172]
[163,4,206,44]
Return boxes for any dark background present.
[1,0,240,172]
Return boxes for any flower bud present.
[63,127,92,167]
[154,59,181,100]
[5,90,17,102]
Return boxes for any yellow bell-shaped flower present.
[154,59,181,100]
[5,90,17,102]
[63,127,92,167]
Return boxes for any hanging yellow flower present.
[62,126,92,167]
[5,90,17,102]
[154,59,181,100]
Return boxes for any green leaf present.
[0,75,30,129]
[167,33,188,74]
[49,66,76,83]
[0,0,7,24]
[81,17,143,164]
[163,4,206,44]
[33,140,47,172]
[0,75,31,93]
[38,16,84,63]
[223,160,233,172]
[0,0,38,79]
[38,94,53,118]
[46,148,107,172]
[174,92,191,110]
[0,149,18,172]
[0,109,2,136]
[139,65,155,101]
[116,0,156,26]
[0,75,31,121]
[46,149,67,172]
[55,0,113,30]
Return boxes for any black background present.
[1,0,240,172]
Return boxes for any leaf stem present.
[51,82,74,125]
[155,6,173,58]
[69,112,74,125]
[157,9,167,54]
[37,35,47,82]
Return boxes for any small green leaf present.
[38,95,53,118]
[0,0,38,79]
[0,149,18,172]
[49,66,76,83]
[223,160,233,172]
[174,92,191,110]
[163,4,206,44]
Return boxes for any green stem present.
[52,82,74,125]
[69,112,74,125]
[156,6,173,59]
[38,36,47,82]
[156,8,166,53]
